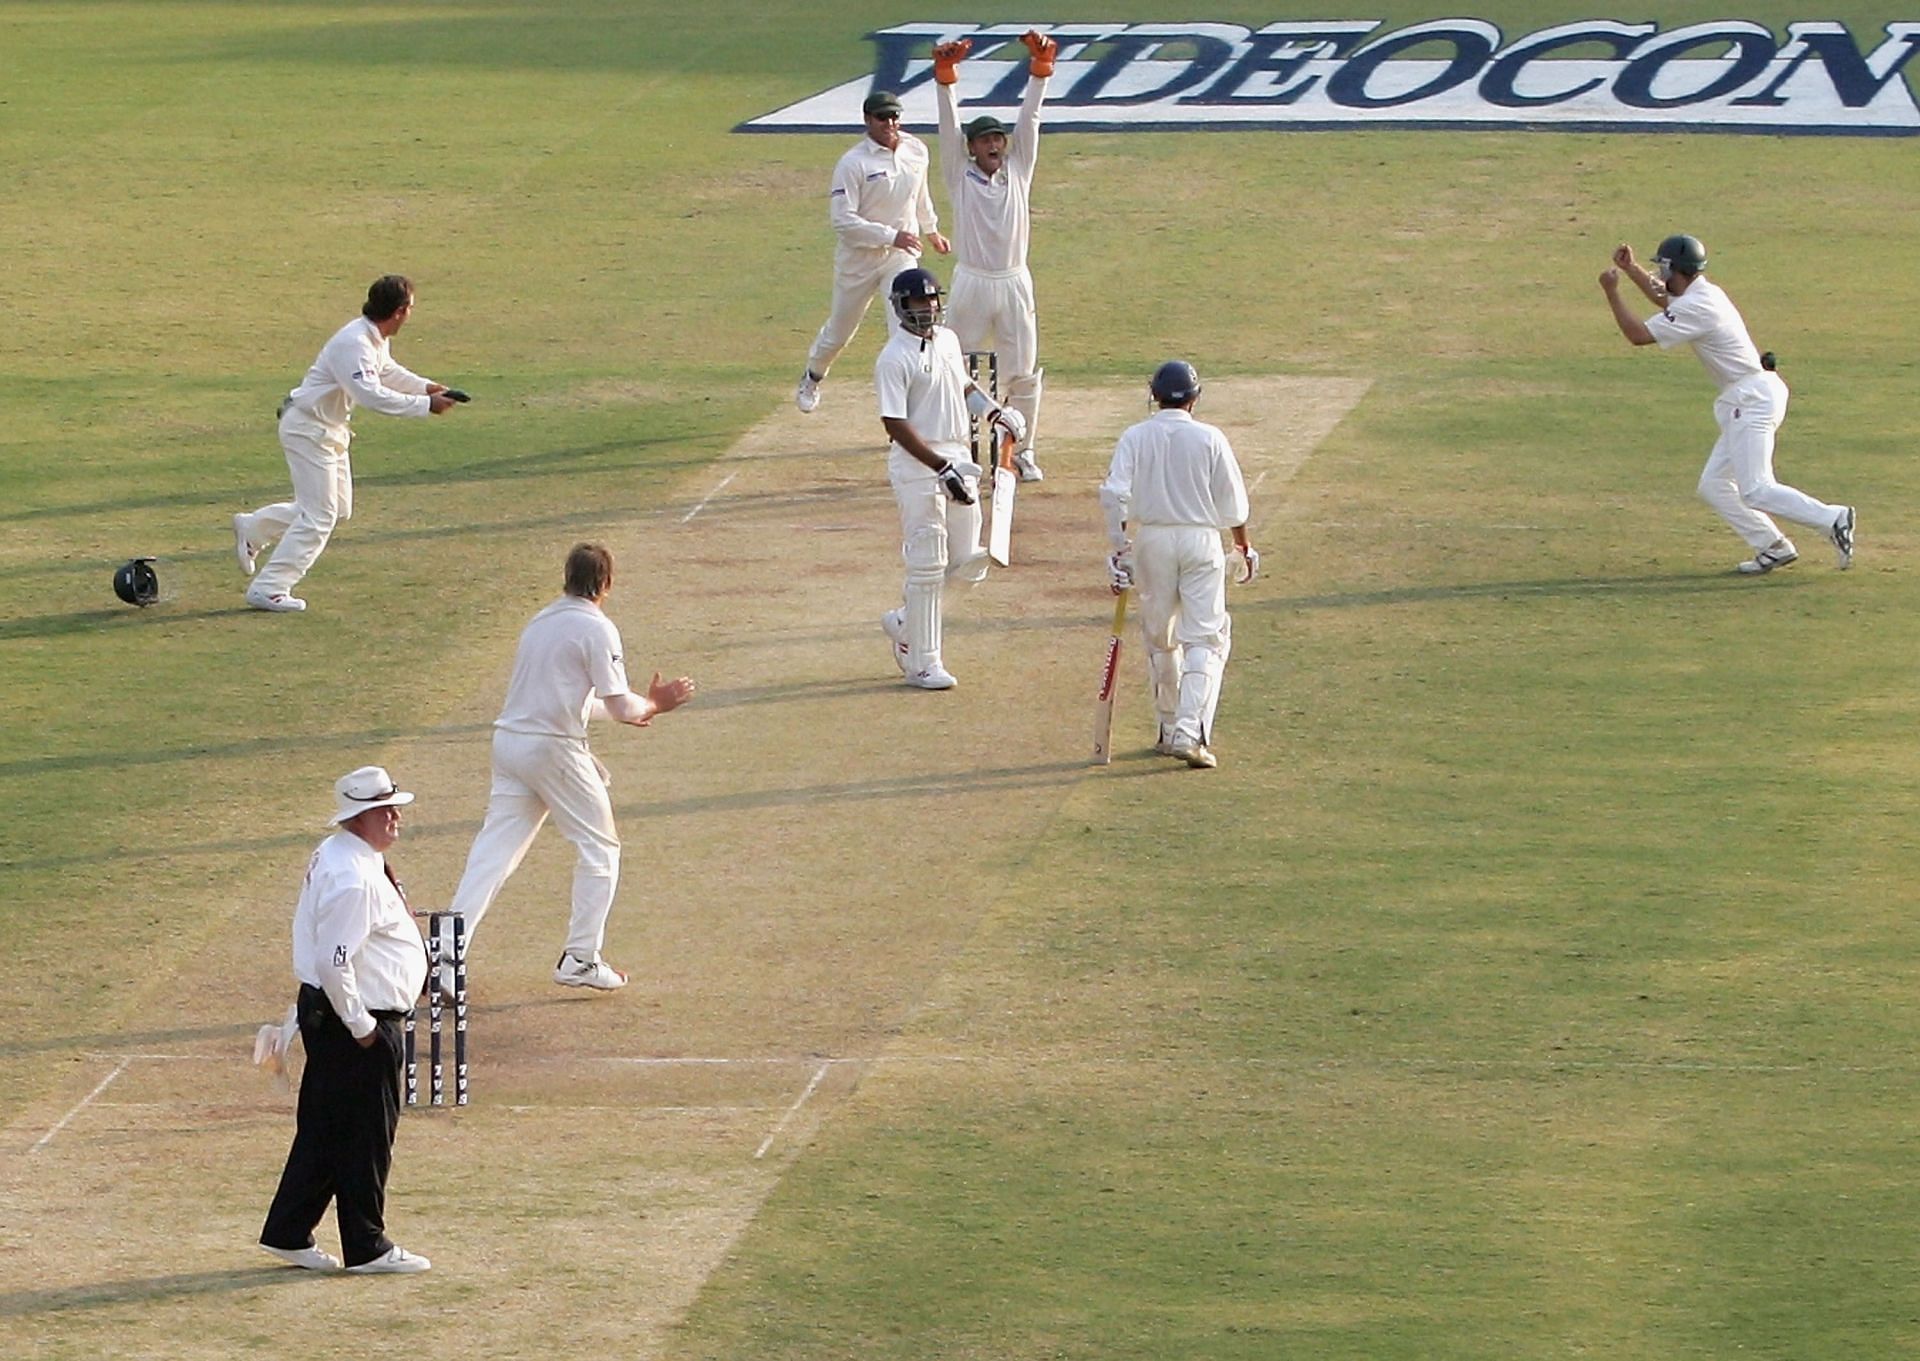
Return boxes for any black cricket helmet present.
[113,557,160,607]
[1655,233,1708,277]
[1150,359,1202,405]
[889,267,945,337]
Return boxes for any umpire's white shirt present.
[285,316,434,434]
[876,326,971,459]
[937,76,1046,273]
[1644,278,1764,392]
[829,134,938,257]
[493,596,632,740]
[1101,409,1251,530]
[292,830,427,1039]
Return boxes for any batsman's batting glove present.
[1108,548,1134,595]
[1236,543,1261,584]
[937,460,980,505]
[932,39,972,85]
[1022,30,1058,77]
[988,406,1027,445]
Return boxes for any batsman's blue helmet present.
[890,267,945,337]
[1150,360,1201,406]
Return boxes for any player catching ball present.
[875,267,1025,690]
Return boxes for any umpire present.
[259,766,431,1274]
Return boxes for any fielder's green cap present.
[964,114,1010,140]
[863,90,904,117]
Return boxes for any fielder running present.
[795,90,949,414]
[1100,361,1258,770]
[446,543,695,990]
[1601,234,1855,574]
[231,275,462,612]
[930,30,1055,482]
[876,268,1025,689]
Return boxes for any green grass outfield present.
[3,2,1919,1357]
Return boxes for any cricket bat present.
[1091,588,1130,766]
[987,431,1016,567]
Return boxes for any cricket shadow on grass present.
[0,1267,316,1316]
[0,720,492,780]
[1255,570,1793,613]
[0,605,258,641]
[613,760,1089,820]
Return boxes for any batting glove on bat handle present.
[1022,30,1057,77]
[932,39,971,85]
[1237,544,1260,584]
[1108,549,1134,595]
[989,406,1027,445]
[937,461,978,505]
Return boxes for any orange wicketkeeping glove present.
[932,39,972,85]
[1022,30,1057,77]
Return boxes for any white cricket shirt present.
[291,830,428,1039]
[1101,409,1251,530]
[876,325,971,454]
[828,133,938,256]
[285,316,434,430]
[1644,277,1764,391]
[937,76,1046,273]
[493,595,632,741]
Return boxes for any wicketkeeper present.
[876,268,1025,689]
[1100,361,1257,769]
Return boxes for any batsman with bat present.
[876,267,1025,690]
[1099,360,1256,769]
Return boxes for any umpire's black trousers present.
[259,984,405,1267]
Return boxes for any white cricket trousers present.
[805,245,916,379]
[449,729,622,959]
[947,265,1041,455]
[890,446,985,672]
[245,411,352,597]
[1134,525,1232,746]
[1696,371,1841,550]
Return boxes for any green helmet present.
[1655,233,1707,277]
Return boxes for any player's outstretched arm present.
[1598,268,1657,346]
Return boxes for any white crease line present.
[680,471,738,523]
[29,1058,130,1154]
[754,1060,831,1161]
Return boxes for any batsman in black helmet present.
[1600,234,1856,574]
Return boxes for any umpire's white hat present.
[329,765,415,824]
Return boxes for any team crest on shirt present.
[740,19,1920,136]
[333,945,348,966]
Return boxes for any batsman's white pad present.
[946,498,987,584]
[988,466,1015,566]
[1175,624,1232,745]
[1005,367,1042,452]
[904,525,947,671]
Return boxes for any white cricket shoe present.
[346,1246,431,1274]
[1830,506,1855,570]
[906,664,957,691]
[1168,739,1218,770]
[1013,448,1044,483]
[1736,539,1798,575]
[554,951,628,990]
[261,1242,341,1271]
[232,514,259,575]
[1153,725,1180,757]
[794,370,822,414]
[880,609,909,675]
[245,588,306,612]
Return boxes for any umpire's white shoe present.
[1736,539,1798,575]
[346,1246,431,1274]
[232,514,259,575]
[906,663,957,691]
[880,609,909,674]
[1013,448,1044,483]
[554,951,628,990]
[261,1242,341,1271]
[794,370,822,414]
[1830,506,1855,569]
[245,588,307,612]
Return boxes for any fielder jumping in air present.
[931,29,1055,482]
[875,267,1025,689]
[1601,234,1855,574]
[795,90,948,414]
[1100,361,1257,770]
[446,543,695,990]
[231,275,463,612]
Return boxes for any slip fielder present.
[931,30,1055,482]
[1100,361,1257,770]
[1600,234,1855,574]
[795,90,949,414]
[876,268,1025,689]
